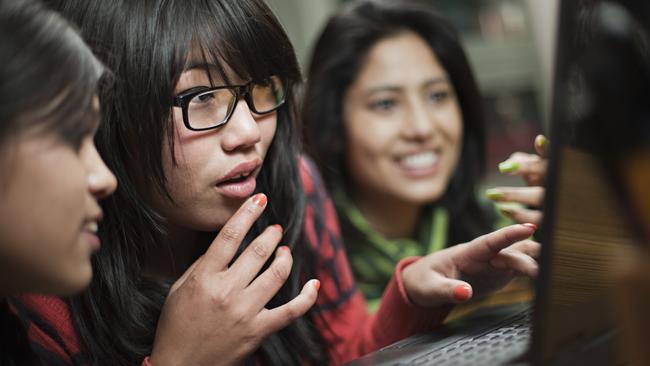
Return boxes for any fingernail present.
[535,134,548,149]
[312,279,321,291]
[278,245,290,252]
[453,285,472,302]
[253,193,267,207]
[498,161,520,173]
[273,224,283,234]
[522,223,537,230]
[485,188,505,201]
[498,207,514,217]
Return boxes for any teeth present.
[85,221,98,233]
[229,171,250,181]
[400,152,438,169]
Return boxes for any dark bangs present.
[185,0,301,84]
[0,1,103,146]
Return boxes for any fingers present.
[534,134,549,158]
[489,240,540,278]
[499,206,543,226]
[463,224,537,261]
[228,224,284,288]
[497,135,550,186]
[202,193,268,271]
[510,239,542,258]
[244,246,294,309]
[255,279,320,334]
[499,153,548,185]
[486,186,545,207]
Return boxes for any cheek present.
[257,116,277,157]
[344,109,398,161]
[439,102,464,150]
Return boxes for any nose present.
[220,98,262,152]
[402,97,435,140]
[86,145,117,200]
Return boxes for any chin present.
[399,181,448,204]
[44,267,93,296]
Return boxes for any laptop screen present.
[532,0,650,363]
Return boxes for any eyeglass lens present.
[187,76,285,129]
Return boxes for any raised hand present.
[401,224,539,308]
[486,135,549,225]
[149,194,320,366]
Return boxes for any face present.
[342,31,463,206]
[155,64,278,232]
[0,105,117,296]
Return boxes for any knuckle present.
[270,265,289,283]
[283,304,301,321]
[220,226,240,243]
[251,242,269,258]
[209,288,233,309]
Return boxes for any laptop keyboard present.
[410,309,533,365]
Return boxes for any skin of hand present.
[149,194,320,366]
[401,224,539,308]
[486,135,549,225]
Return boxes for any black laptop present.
[345,1,650,365]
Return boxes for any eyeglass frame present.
[172,76,288,132]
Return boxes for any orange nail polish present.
[453,285,471,302]
[522,223,537,230]
[313,279,321,291]
[273,224,283,233]
[253,193,267,207]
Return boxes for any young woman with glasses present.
[20,0,538,364]
[303,0,548,310]
[0,0,117,364]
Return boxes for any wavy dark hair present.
[43,0,327,365]
[0,0,103,365]
[302,0,493,244]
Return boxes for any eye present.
[427,90,451,103]
[193,91,215,104]
[368,98,397,112]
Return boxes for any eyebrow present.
[363,77,449,96]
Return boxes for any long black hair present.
[302,0,493,245]
[0,0,103,365]
[44,0,327,365]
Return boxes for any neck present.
[351,186,423,240]
[143,223,214,281]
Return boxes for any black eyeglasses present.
[172,75,287,131]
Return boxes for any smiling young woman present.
[0,0,116,364]
[303,0,545,310]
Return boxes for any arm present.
[300,157,540,365]
[299,158,450,364]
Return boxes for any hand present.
[149,194,320,366]
[486,135,549,225]
[402,224,539,308]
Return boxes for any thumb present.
[423,272,473,306]
[437,278,473,305]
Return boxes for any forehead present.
[353,31,449,90]
[177,47,248,88]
